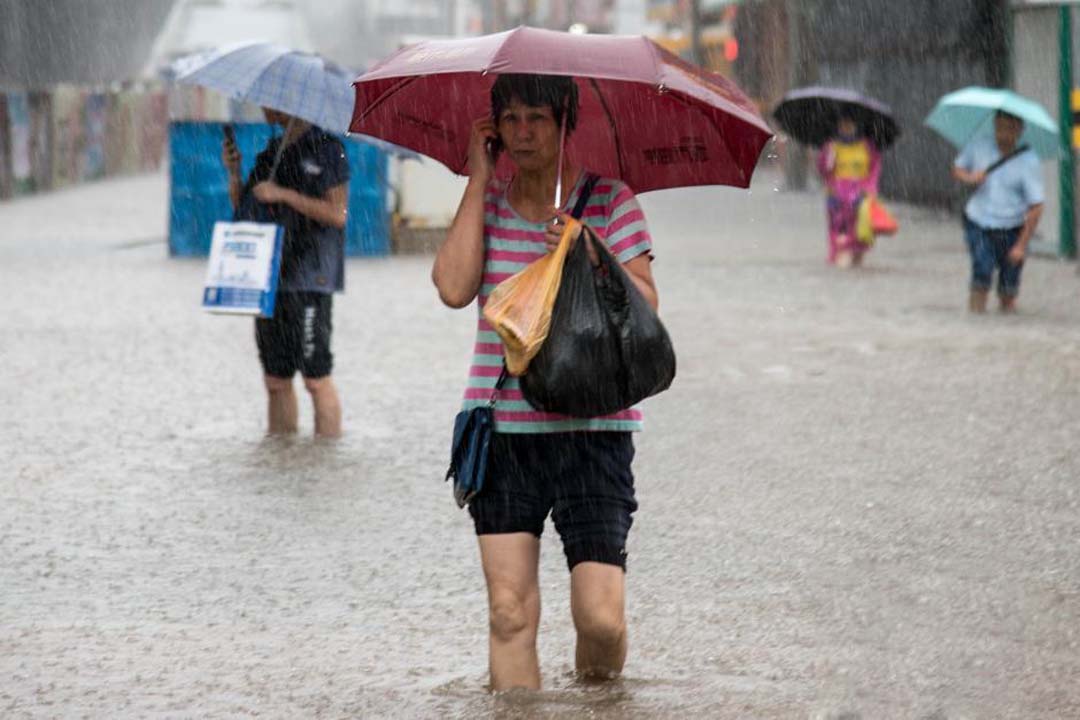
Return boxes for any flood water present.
[3,168,1079,718]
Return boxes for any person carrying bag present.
[434,73,669,691]
[448,174,603,505]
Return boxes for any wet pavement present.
[2,167,1079,718]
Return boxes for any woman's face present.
[496,97,561,173]
[837,118,858,138]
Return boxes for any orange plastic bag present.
[482,218,580,376]
[869,197,899,236]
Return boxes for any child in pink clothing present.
[816,116,882,267]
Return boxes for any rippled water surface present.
[3,171,1079,718]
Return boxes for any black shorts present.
[468,432,638,571]
[255,291,333,379]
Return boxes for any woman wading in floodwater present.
[432,74,658,690]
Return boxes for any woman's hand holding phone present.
[468,118,498,182]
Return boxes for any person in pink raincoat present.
[816,115,882,268]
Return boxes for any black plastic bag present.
[520,228,676,418]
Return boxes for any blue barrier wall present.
[168,120,390,257]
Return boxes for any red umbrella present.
[350,26,772,193]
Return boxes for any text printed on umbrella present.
[643,137,708,165]
[395,112,458,143]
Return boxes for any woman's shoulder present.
[482,178,513,227]
[586,175,638,209]
[586,172,624,188]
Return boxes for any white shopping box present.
[202,221,283,318]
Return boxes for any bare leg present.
[478,533,542,691]
[570,561,627,679]
[264,374,298,434]
[969,289,989,313]
[303,376,342,438]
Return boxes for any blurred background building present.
[0,0,1075,254]
[0,0,175,87]
[739,0,1011,209]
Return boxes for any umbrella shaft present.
[554,110,567,211]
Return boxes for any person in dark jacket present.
[221,108,350,436]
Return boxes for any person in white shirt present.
[952,111,1045,313]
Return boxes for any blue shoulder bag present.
[445,365,509,508]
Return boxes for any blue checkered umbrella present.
[172,41,418,158]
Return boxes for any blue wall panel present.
[168,120,389,257]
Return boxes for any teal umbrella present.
[924,86,1058,160]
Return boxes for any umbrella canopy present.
[175,41,354,132]
[773,86,900,149]
[350,26,772,193]
[924,86,1059,160]
[172,41,419,159]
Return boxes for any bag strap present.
[570,173,600,220]
[985,144,1029,176]
[488,364,509,408]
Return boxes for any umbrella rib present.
[356,76,421,125]
[587,78,624,181]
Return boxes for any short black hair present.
[490,74,579,133]
[994,109,1023,126]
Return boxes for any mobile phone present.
[222,123,236,146]
[486,136,503,162]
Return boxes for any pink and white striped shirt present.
[464,172,654,433]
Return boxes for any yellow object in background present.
[1071,88,1080,150]
[482,218,581,376]
[833,140,871,180]
[856,196,875,246]
[856,196,899,246]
